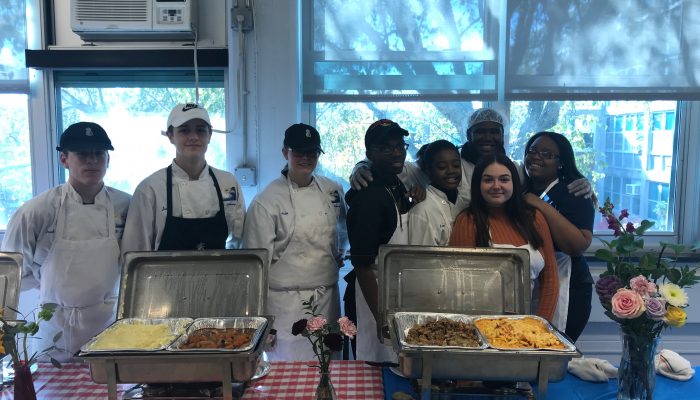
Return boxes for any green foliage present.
[0,303,63,369]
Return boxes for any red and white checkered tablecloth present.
[244,361,383,399]
[0,362,130,400]
[0,361,384,399]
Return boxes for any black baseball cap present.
[284,123,324,153]
[364,119,409,148]
[56,122,114,152]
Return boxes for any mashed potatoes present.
[89,323,177,350]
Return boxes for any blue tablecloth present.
[382,367,700,399]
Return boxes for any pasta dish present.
[474,317,565,349]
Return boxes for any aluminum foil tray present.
[394,312,487,350]
[80,318,193,353]
[0,252,22,319]
[168,317,267,352]
[473,315,576,352]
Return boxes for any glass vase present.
[315,371,337,400]
[618,331,659,400]
[13,363,37,400]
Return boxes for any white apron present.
[38,188,119,361]
[537,179,572,331]
[355,196,407,363]
[266,179,340,362]
[491,241,545,316]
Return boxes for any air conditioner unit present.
[71,0,197,41]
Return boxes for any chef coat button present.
[185,210,191,215]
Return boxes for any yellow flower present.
[666,306,687,327]
[659,283,688,307]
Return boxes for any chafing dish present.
[78,249,271,400]
[378,245,581,400]
[0,252,22,319]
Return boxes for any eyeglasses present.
[526,148,559,160]
[372,142,409,155]
[289,148,321,158]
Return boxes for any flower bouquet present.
[0,303,62,400]
[291,296,357,400]
[594,198,699,399]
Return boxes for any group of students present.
[1,104,595,365]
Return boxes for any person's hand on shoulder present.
[350,161,373,190]
[567,177,593,199]
[407,185,426,204]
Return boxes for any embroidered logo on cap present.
[305,129,311,138]
[85,127,94,136]
[182,103,199,112]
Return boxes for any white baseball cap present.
[166,103,212,130]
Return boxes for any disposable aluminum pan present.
[390,316,581,382]
[168,317,268,352]
[473,315,577,352]
[394,312,487,350]
[80,318,193,353]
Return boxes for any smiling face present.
[168,118,212,161]
[428,148,462,191]
[525,135,561,184]
[468,121,504,158]
[283,147,320,178]
[61,149,109,188]
[480,162,514,207]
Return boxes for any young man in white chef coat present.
[242,123,347,361]
[1,122,131,361]
[120,103,245,254]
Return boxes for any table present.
[382,366,700,399]
[0,361,384,399]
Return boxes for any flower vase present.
[13,363,37,400]
[315,370,337,400]
[618,331,659,400]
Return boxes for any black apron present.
[157,165,229,251]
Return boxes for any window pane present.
[304,0,497,100]
[57,85,227,194]
[0,94,31,229]
[314,101,483,184]
[0,0,28,83]
[508,101,677,233]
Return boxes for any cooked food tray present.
[473,315,576,352]
[80,318,193,353]
[168,317,267,352]
[394,312,487,350]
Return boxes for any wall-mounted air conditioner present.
[71,0,197,41]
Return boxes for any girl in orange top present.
[449,153,559,321]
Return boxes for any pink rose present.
[629,275,656,296]
[338,316,357,339]
[306,316,327,332]
[611,289,646,319]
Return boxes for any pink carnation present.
[306,316,327,332]
[611,289,646,319]
[629,275,656,296]
[338,316,357,339]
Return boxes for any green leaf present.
[50,357,62,369]
[52,331,63,343]
[595,249,616,263]
[666,268,681,284]
[636,220,655,235]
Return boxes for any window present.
[305,1,691,238]
[0,0,31,230]
[55,70,227,194]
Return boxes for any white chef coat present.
[407,185,462,246]
[1,183,130,290]
[1,183,130,360]
[242,174,347,361]
[120,161,245,256]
